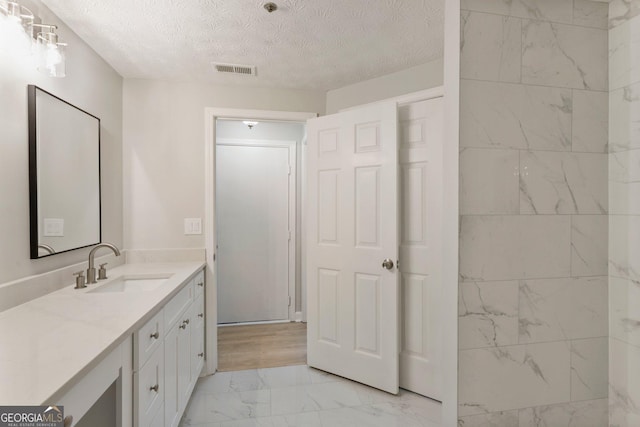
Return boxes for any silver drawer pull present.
[150,332,159,339]
[179,324,186,330]
[197,282,204,287]
[197,313,204,318]
[183,319,190,325]
[150,384,159,392]
[198,352,204,358]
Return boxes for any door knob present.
[381,259,394,270]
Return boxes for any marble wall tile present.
[522,20,608,91]
[610,82,640,152]
[573,0,609,29]
[457,410,518,427]
[609,0,640,29]
[460,80,572,151]
[459,281,519,349]
[572,90,608,153]
[459,342,570,416]
[519,151,607,214]
[610,149,640,214]
[460,149,520,215]
[518,399,608,427]
[571,337,609,401]
[519,277,608,343]
[571,215,608,277]
[461,11,521,83]
[610,16,640,90]
[459,215,571,281]
[609,214,640,281]
[460,0,573,24]
[610,277,640,347]
[609,338,640,426]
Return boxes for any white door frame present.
[204,108,317,375]
[216,138,298,322]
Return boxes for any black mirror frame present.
[28,85,102,259]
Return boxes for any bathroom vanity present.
[0,262,206,427]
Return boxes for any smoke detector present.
[213,63,257,76]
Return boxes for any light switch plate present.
[184,218,202,235]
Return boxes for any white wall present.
[325,59,444,114]
[0,0,123,285]
[122,79,324,251]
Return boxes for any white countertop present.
[0,262,205,405]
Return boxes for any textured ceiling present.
[39,0,444,91]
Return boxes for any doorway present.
[216,136,296,324]
[214,117,311,372]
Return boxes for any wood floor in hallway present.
[217,322,307,372]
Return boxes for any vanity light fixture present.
[0,0,33,30]
[243,120,259,129]
[33,24,66,77]
[0,0,34,54]
[0,0,67,77]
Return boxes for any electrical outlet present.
[44,218,64,236]
[184,218,202,235]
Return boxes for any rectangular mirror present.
[28,85,101,259]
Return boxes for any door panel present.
[398,98,444,401]
[307,101,399,394]
[216,143,291,323]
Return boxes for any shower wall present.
[608,1,640,426]
[457,1,609,425]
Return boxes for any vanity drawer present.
[134,309,164,369]
[134,343,164,427]
[164,281,193,330]
[194,270,205,298]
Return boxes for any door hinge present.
[288,230,292,241]
[288,296,291,307]
[397,259,400,270]
[287,164,291,175]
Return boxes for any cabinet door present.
[164,324,180,427]
[134,343,164,427]
[177,306,192,413]
[190,296,205,386]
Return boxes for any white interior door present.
[216,141,294,323]
[398,98,444,400]
[306,102,399,394]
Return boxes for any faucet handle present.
[73,271,86,289]
[98,263,108,280]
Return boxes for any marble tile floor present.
[180,365,442,427]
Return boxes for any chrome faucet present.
[87,243,121,284]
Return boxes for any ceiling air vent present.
[213,63,257,76]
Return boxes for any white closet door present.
[216,143,291,323]
[399,98,444,401]
[306,102,399,394]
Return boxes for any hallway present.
[218,322,307,371]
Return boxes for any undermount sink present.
[88,274,173,293]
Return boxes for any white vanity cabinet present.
[133,268,206,427]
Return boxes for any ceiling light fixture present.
[243,121,259,129]
[263,2,277,13]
